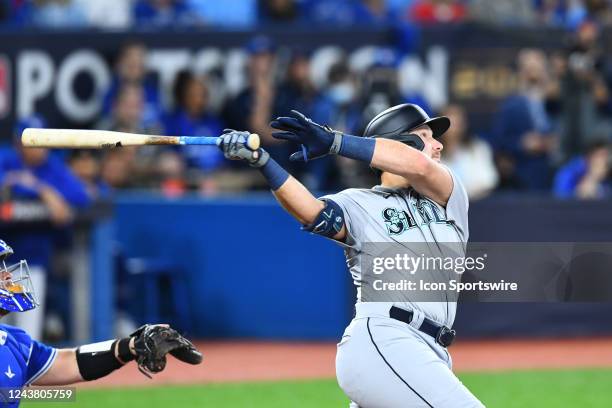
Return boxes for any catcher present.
[0,239,203,406]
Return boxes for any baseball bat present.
[21,128,260,150]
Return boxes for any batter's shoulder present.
[335,188,379,198]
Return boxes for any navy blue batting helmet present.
[363,104,450,151]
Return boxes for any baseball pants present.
[336,306,484,407]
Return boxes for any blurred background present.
[1,0,612,406]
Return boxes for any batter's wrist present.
[337,134,376,164]
[249,149,270,168]
[259,157,289,191]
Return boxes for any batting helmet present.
[363,104,450,151]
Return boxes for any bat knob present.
[247,134,261,150]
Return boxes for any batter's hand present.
[270,110,343,162]
[217,129,269,168]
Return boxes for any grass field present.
[24,368,612,407]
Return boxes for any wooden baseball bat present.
[21,128,261,150]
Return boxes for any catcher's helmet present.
[363,104,450,151]
[0,239,37,313]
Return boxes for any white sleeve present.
[443,167,470,242]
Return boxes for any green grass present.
[23,369,612,408]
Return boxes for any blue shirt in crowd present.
[102,77,162,130]
[0,148,90,267]
[553,157,610,198]
[492,94,553,191]
[0,324,57,407]
[164,110,225,171]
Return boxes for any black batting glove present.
[270,110,343,162]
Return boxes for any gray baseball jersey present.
[322,167,469,328]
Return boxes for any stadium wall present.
[111,194,612,340]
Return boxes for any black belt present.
[389,306,456,348]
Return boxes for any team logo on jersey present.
[382,201,447,236]
[0,330,6,346]
[382,208,416,235]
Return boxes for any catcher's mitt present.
[131,324,203,378]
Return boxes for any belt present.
[389,306,456,348]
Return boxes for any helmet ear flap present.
[399,134,425,151]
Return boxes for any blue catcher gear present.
[0,240,37,313]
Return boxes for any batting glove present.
[217,129,269,168]
[270,110,343,162]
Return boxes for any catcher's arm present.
[34,324,202,385]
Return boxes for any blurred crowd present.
[2,22,612,205]
[1,0,612,29]
[1,4,611,342]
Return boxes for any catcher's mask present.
[0,240,38,313]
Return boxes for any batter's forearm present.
[254,155,323,224]
[272,176,324,225]
[330,133,430,177]
[370,138,433,178]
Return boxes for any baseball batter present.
[217,103,483,407]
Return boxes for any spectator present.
[100,150,134,189]
[409,0,467,24]
[584,0,612,25]
[100,83,160,135]
[274,50,318,119]
[554,139,611,198]
[534,0,587,28]
[272,49,324,188]
[188,0,256,26]
[0,116,89,340]
[223,36,280,148]
[157,150,187,197]
[492,48,556,191]
[29,0,88,28]
[468,0,535,26]
[312,61,362,134]
[165,70,225,172]
[102,42,162,129]
[259,0,299,23]
[306,0,358,25]
[440,104,499,199]
[132,0,198,27]
[99,84,161,189]
[354,0,393,24]
[312,60,368,189]
[68,150,110,200]
[554,21,611,162]
[74,0,132,29]
[359,48,404,128]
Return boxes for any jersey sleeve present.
[443,167,470,242]
[319,190,362,251]
[24,338,57,385]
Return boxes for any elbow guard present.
[302,199,345,238]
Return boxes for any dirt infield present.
[82,337,612,388]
